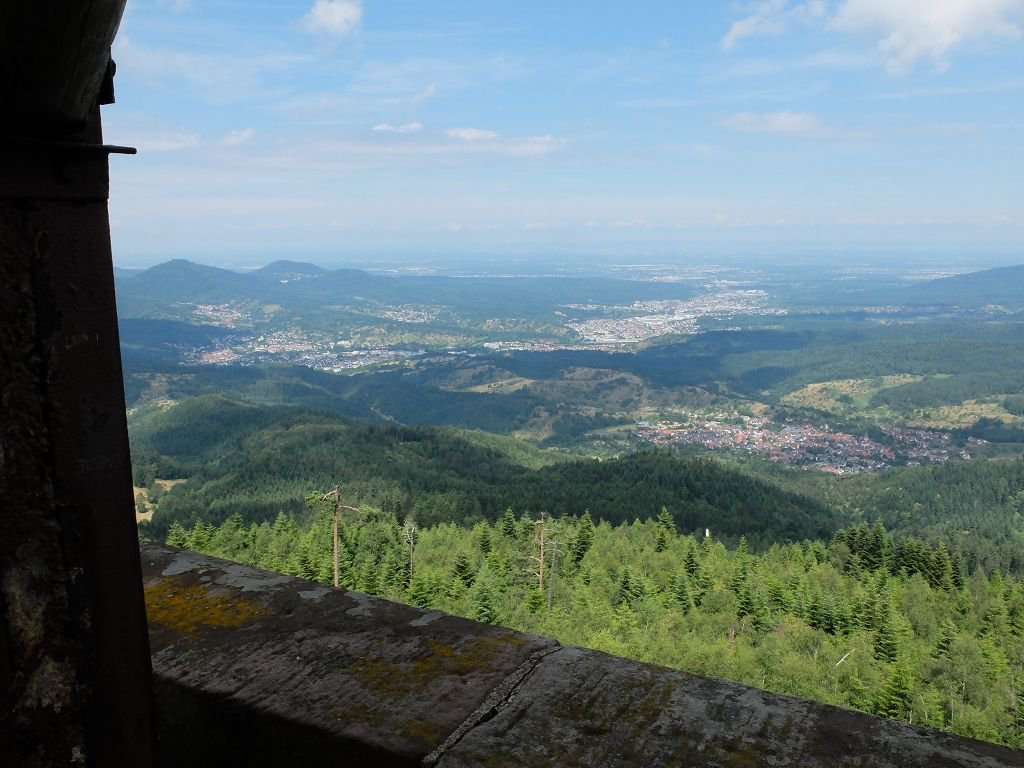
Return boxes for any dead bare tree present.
[402,518,418,583]
[320,486,361,589]
[547,539,559,613]
[530,513,547,592]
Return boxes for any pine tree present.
[451,551,476,587]
[655,507,675,552]
[654,525,669,554]
[380,550,407,597]
[166,520,188,548]
[472,521,493,555]
[407,574,438,609]
[931,543,955,592]
[981,602,1009,637]
[1010,587,1024,637]
[933,620,956,659]
[188,519,216,551]
[684,544,700,577]
[571,510,595,564]
[951,550,968,591]
[617,565,644,608]
[737,582,756,620]
[874,606,899,663]
[498,507,517,537]
[472,581,498,624]
[670,569,694,614]
[863,520,890,572]
[874,663,913,722]
[766,576,791,613]
[357,558,379,595]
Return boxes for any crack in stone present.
[421,645,562,767]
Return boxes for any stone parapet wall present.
[142,543,1024,768]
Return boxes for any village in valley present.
[633,412,981,473]
[563,290,785,345]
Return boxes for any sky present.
[105,0,1024,266]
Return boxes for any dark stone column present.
[0,111,156,767]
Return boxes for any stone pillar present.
[0,110,156,766]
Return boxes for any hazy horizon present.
[106,1,1024,261]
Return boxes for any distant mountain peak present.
[254,260,329,276]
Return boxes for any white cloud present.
[300,0,362,39]
[137,131,201,152]
[104,112,203,151]
[237,133,566,171]
[722,1,827,51]
[373,122,424,133]
[446,127,499,141]
[722,110,823,134]
[412,83,438,105]
[224,128,255,146]
[723,0,788,51]
[507,135,566,156]
[113,36,312,103]
[908,122,978,137]
[830,0,1024,74]
[619,97,697,109]
[723,0,1022,73]
[721,110,872,139]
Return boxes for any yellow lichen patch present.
[144,578,266,635]
[421,635,527,676]
[347,634,528,695]
[400,717,444,747]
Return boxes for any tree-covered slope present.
[171,506,1024,749]
[910,264,1024,309]
[131,396,837,544]
[744,456,1024,573]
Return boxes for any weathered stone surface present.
[143,545,1024,768]
[141,544,556,767]
[434,646,1024,768]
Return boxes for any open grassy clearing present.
[782,375,924,413]
[906,400,1024,429]
[134,479,187,523]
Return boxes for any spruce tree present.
[670,569,694,614]
[451,551,476,587]
[166,520,188,548]
[498,507,517,537]
[471,581,498,624]
[684,544,700,577]
[874,607,899,663]
[472,521,493,555]
[951,550,968,591]
[874,663,913,722]
[571,510,595,564]
[655,507,675,552]
[933,620,956,659]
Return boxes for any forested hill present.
[114,258,698,320]
[131,396,837,545]
[910,264,1024,309]
[752,457,1024,574]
